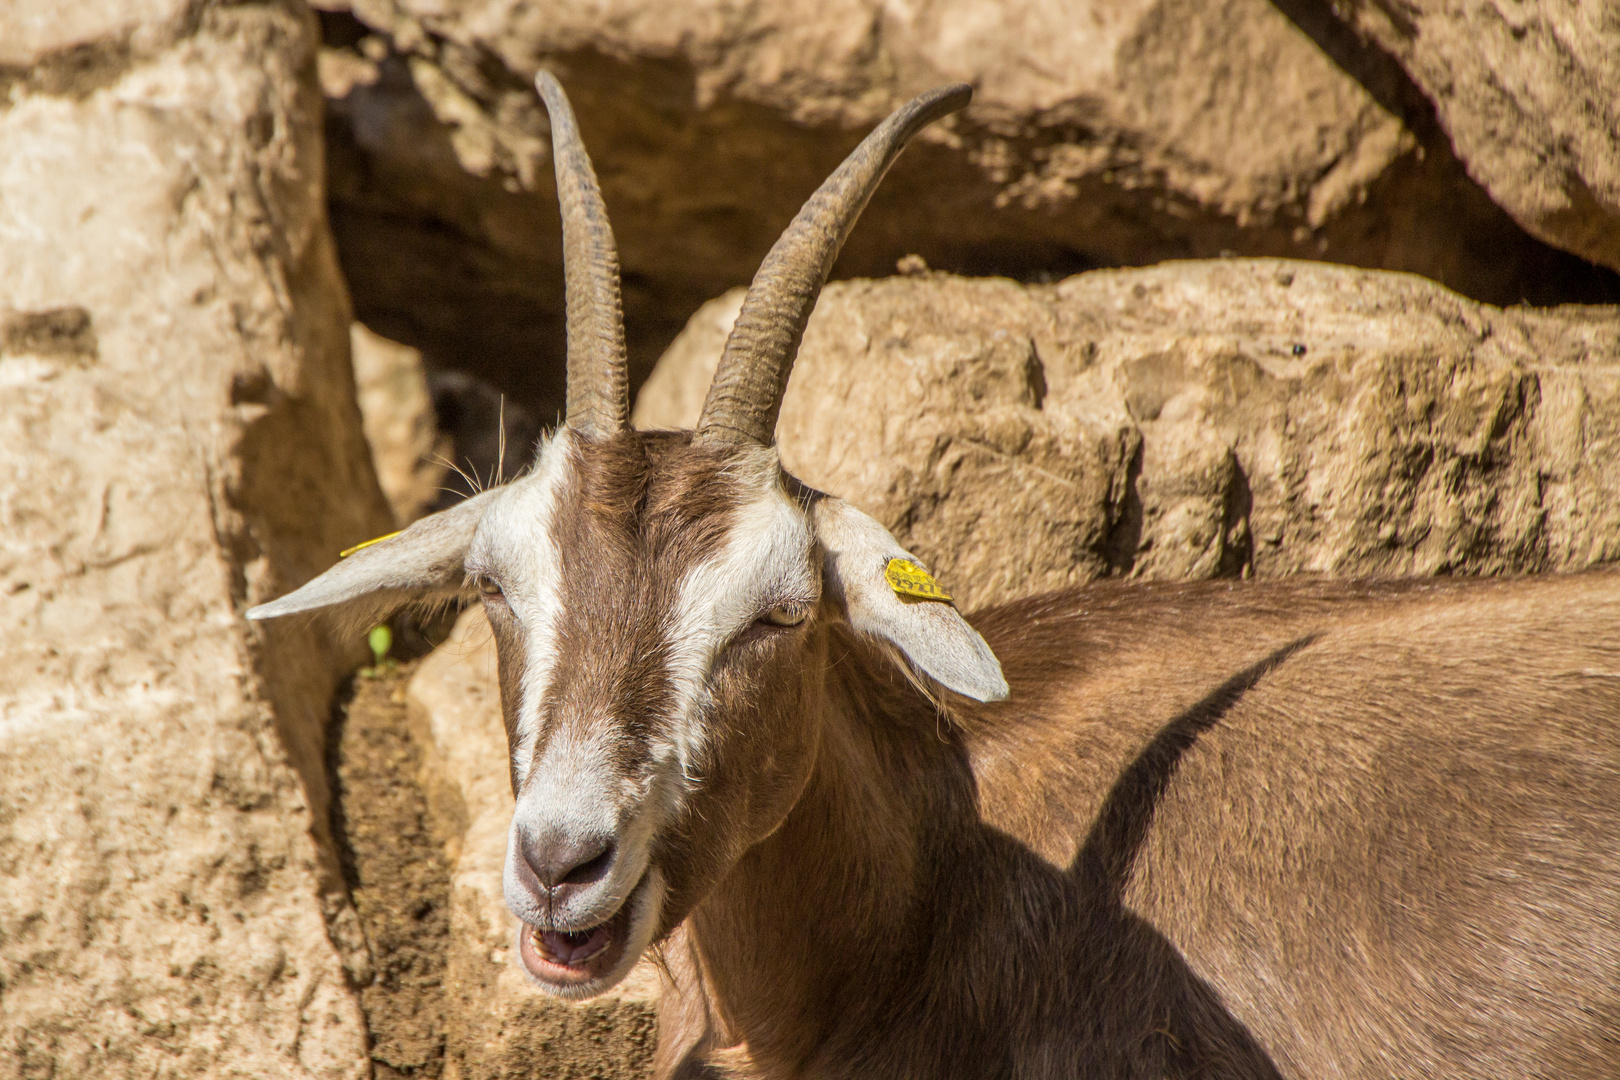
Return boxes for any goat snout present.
[521,827,616,890]
[503,813,632,932]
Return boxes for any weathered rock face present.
[310,0,1614,422]
[0,1,394,1075]
[407,613,660,1079]
[1323,0,1620,274]
[636,262,1620,610]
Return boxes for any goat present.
[249,75,1620,1079]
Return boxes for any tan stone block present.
[0,1,395,1076]
[636,262,1620,609]
[351,322,451,527]
[1329,0,1620,272]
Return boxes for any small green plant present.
[362,623,398,677]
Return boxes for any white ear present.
[246,487,504,623]
[810,497,1008,702]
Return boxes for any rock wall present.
[0,1,394,1076]
[7,0,1619,1075]
[636,262,1620,610]
[310,0,1617,422]
[1324,0,1620,274]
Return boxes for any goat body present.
[246,76,1620,1080]
[660,573,1620,1078]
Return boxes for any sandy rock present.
[352,322,451,525]
[0,1,394,1076]
[407,612,659,1079]
[635,261,1620,610]
[1325,0,1620,273]
[310,0,1612,421]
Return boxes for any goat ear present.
[810,497,1008,702]
[246,487,504,623]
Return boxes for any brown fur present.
[489,433,834,947]
[487,431,746,795]
[477,434,1619,1078]
[656,569,1620,1078]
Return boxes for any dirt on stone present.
[330,663,454,1079]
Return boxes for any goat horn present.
[694,84,972,447]
[536,71,629,437]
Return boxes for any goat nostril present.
[523,830,616,889]
[562,840,615,887]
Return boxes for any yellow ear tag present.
[340,531,402,558]
[884,557,953,603]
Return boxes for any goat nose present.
[520,828,616,889]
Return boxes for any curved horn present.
[694,84,972,446]
[536,71,629,437]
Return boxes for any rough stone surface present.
[636,261,1620,610]
[406,612,660,1080]
[1324,0,1620,273]
[310,0,1614,422]
[0,1,394,1076]
[352,322,451,526]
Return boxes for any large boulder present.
[1324,0,1620,274]
[0,1,394,1075]
[309,0,1613,421]
[636,261,1620,609]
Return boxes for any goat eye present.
[477,576,505,601]
[760,603,809,628]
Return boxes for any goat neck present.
[684,628,974,1074]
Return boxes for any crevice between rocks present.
[328,664,453,1079]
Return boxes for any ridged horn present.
[536,71,628,437]
[694,84,972,446]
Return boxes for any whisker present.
[497,394,508,488]
[429,451,485,496]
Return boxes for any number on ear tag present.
[884,557,953,603]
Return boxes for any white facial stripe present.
[469,429,575,782]
[661,473,817,774]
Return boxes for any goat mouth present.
[519,904,631,985]
[515,868,660,995]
